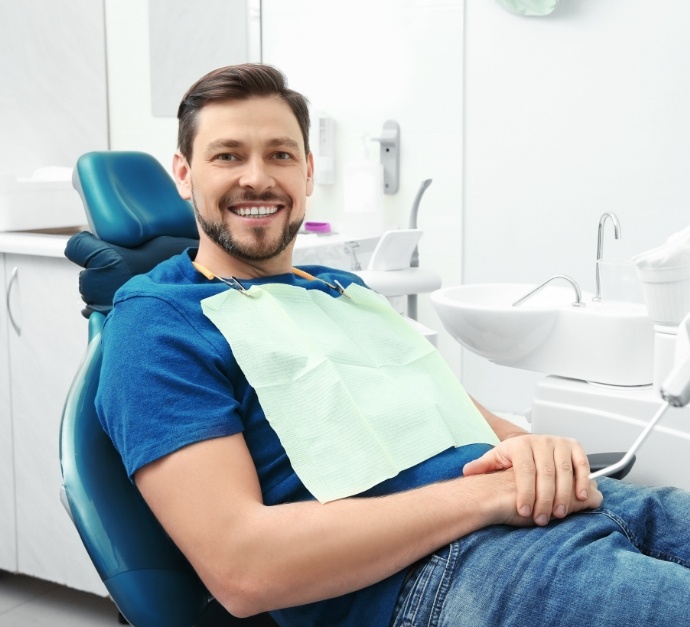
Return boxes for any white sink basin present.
[431,283,655,386]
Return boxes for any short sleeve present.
[96,292,243,478]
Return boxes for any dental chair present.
[59,151,277,626]
[60,151,635,627]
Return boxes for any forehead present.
[194,97,305,153]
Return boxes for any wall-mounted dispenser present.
[371,120,400,195]
[315,116,336,185]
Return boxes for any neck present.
[194,238,296,280]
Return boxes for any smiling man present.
[176,96,313,272]
[97,64,690,626]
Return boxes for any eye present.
[216,153,239,162]
[273,151,293,161]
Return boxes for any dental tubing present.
[591,311,690,479]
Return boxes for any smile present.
[232,205,280,218]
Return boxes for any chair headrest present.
[65,231,198,318]
[73,151,198,247]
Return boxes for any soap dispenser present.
[342,133,384,238]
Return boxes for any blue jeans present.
[391,478,690,626]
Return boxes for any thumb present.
[462,449,504,476]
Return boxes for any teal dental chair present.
[59,151,277,627]
[60,151,633,627]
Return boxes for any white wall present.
[105,0,178,171]
[463,0,690,413]
[0,1,108,176]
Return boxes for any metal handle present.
[512,274,585,308]
[589,401,670,480]
[6,266,21,335]
[371,120,400,194]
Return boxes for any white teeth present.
[234,206,279,217]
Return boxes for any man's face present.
[174,96,314,266]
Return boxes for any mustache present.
[219,190,292,209]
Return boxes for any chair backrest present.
[60,151,223,626]
[60,313,210,627]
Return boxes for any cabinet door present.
[6,254,106,595]
[0,253,17,572]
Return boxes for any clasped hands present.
[463,434,603,527]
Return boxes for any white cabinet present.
[0,253,17,573]
[2,249,106,596]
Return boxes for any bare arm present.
[471,397,530,440]
[135,432,601,618]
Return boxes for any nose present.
[238,156,274,192]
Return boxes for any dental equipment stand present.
[591,312,690,480]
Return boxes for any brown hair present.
[177,63,311,161]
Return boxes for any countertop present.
[0,228,379,269]
[0,227,85,258]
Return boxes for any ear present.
[172,151,192,200]
[306,152,315,197]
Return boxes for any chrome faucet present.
[513,274,585,308]
[593,212,622,302]
[344,240,362,271]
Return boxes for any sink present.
[431,283,655,386]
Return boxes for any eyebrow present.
[205,137,303,155]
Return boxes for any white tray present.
[0,169,86,232]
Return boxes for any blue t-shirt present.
[96,249,493,627]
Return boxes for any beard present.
[192,191,303,263]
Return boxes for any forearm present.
[199,472,511,616]
[471,396,529,440]
[137,431,599,619]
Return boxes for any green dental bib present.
[201,282,498,502]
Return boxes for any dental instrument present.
[590,310,690,479]
[193,262,351,299]
[192,262,250,294]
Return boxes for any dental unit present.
[348,179,441,344]
[431,216,690,491]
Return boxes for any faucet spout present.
[512,274,585,308]
[594,212,622,302]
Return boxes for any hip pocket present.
[391,543,460,627]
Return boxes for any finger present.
[510,445,539,520]
[551,439,576,519]
[570,441,592,501]
[570,479,603,514]
[462,448,509,476]
[531,441,557,526]
[589,481,603,508]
